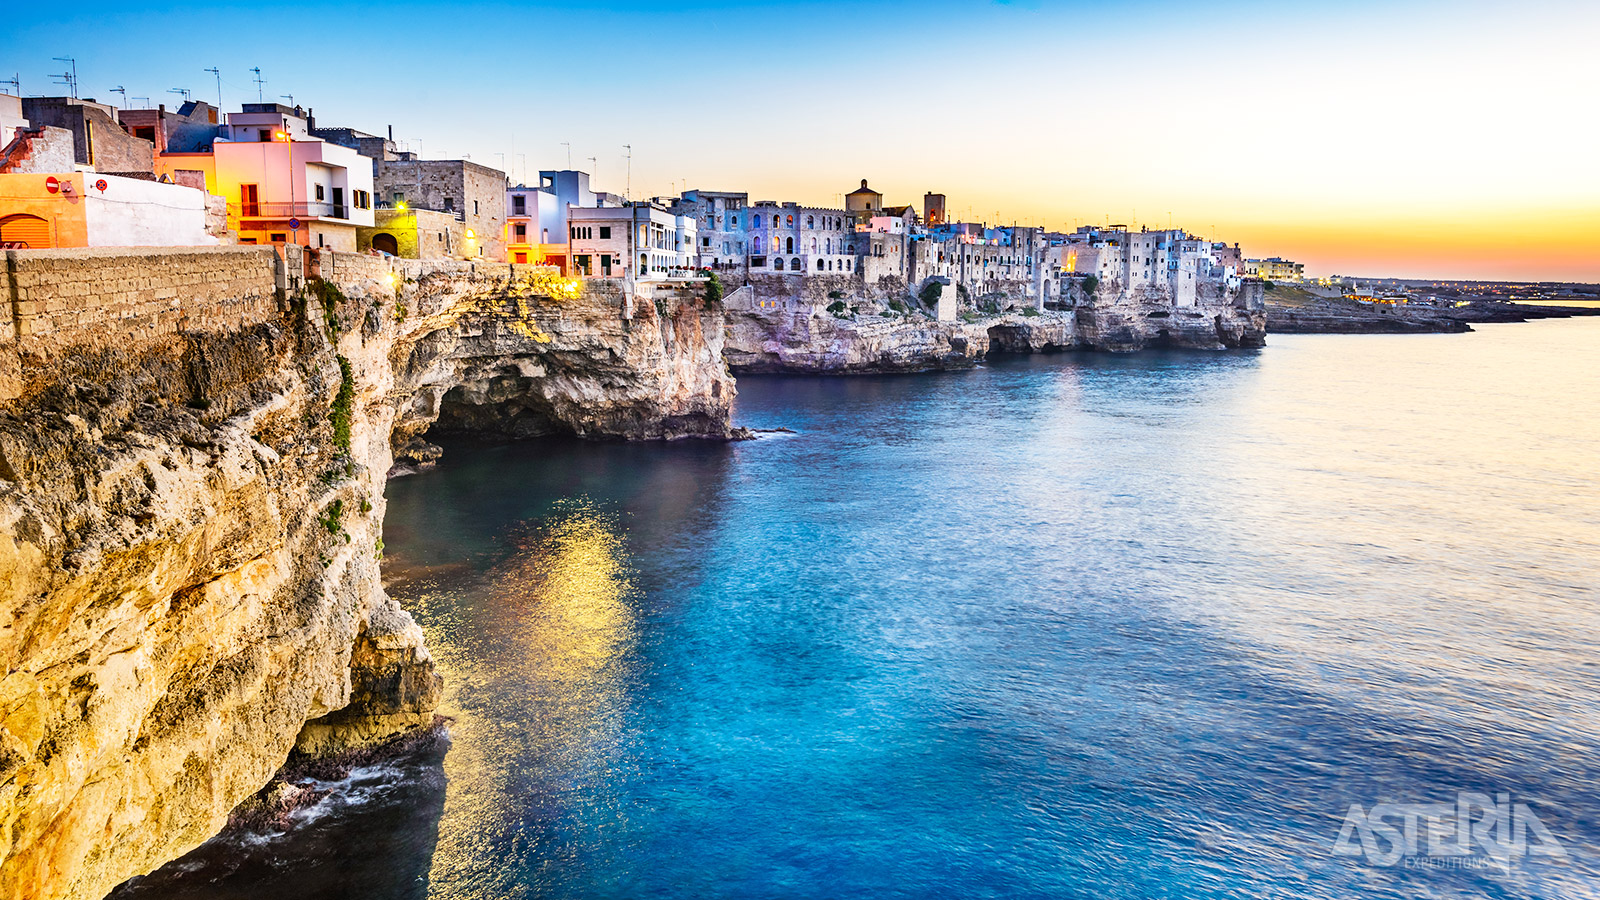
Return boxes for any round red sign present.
[94,179,108,192]
[45,176,59,194]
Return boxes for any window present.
[444,197,455,212]
[773,257,784,270]
[353,190,371,209]
[730,215,738,227]
[807,215,814,228]
[790,258,802,271]
[817,259,824,271]
[512,195,526,215]
[599,226,612,239]
[270,232,286,242]
[785,237,794,254]
[315,184,325,202]
[474,200,479,215]
[514,224,527,240]
[786,215,793,227]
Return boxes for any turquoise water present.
[120,320,1600,899]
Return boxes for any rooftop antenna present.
[51,57,78,99]
[250,67,265,102]
[132,96,149,108]
[204,67,221,109]
[169,87,192,102]
[494,152,506,176]
[587,156,596,176]
[517,153,526,186]
[109,85,126,105]
[279,93,295,109]
[1,74,18,96]
[623,143,631,202]
[561,141,570,168]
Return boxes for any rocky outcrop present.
[722,277,1264,373]
[1074,280,1266,351]
[724,304,988,374]
[0,250,734,900]
[1267,293,1600,334]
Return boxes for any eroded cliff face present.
[722,277,1264,374]
[1074,279,1266,351]
[724,304,990,374]
[0,250,734,900]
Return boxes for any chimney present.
[388,124,393,141]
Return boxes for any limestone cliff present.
[721,275,1264,374]
[724,302,988,374]
[0,248,733,900]
[1073,278,1266,351]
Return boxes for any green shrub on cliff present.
[310,278,348,337]
[827,300,849,317]
[1081,275,1099,296]
[702,270,723,307]
[918,281,943,308]
[331,355,355,454]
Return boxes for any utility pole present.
[250,68,265,102]
[623,144,631,202]
[204,67,221,110]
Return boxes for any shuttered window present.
[0,214,52,249]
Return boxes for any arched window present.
[753,236,762,253]
[825,239,831,254]
[785,237,794,254]
[773,257,784,270]
[790,258,802,271]
[816,258,824,271]
[786,214,793,227]
[806,215,814,228]
[773,215,780,227]
[810,238,817,253]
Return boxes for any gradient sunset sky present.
[5,0,1597,281]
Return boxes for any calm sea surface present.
[120,320,1600,899]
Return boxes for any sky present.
[4,0,1598,281]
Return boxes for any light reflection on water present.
[403,503,640,900]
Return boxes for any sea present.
[116,318,1600,900]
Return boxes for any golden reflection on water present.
[420,501,638,900]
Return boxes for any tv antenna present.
[623,144,632,201]
[561,141,571,168]
[109,85,126,105]
[169,87,192,102]
[51,57,78,98]
[204,67,221,108]
[587,155,596,175]
[1,74,18,96]
[249,67,265,102]
[132,96,149,108]
[280,93,295,107]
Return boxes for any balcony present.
[233,201,350,221]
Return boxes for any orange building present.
[0,172,214,249]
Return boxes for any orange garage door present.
[0,214,53,249]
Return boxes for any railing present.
[233,201,350,220]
